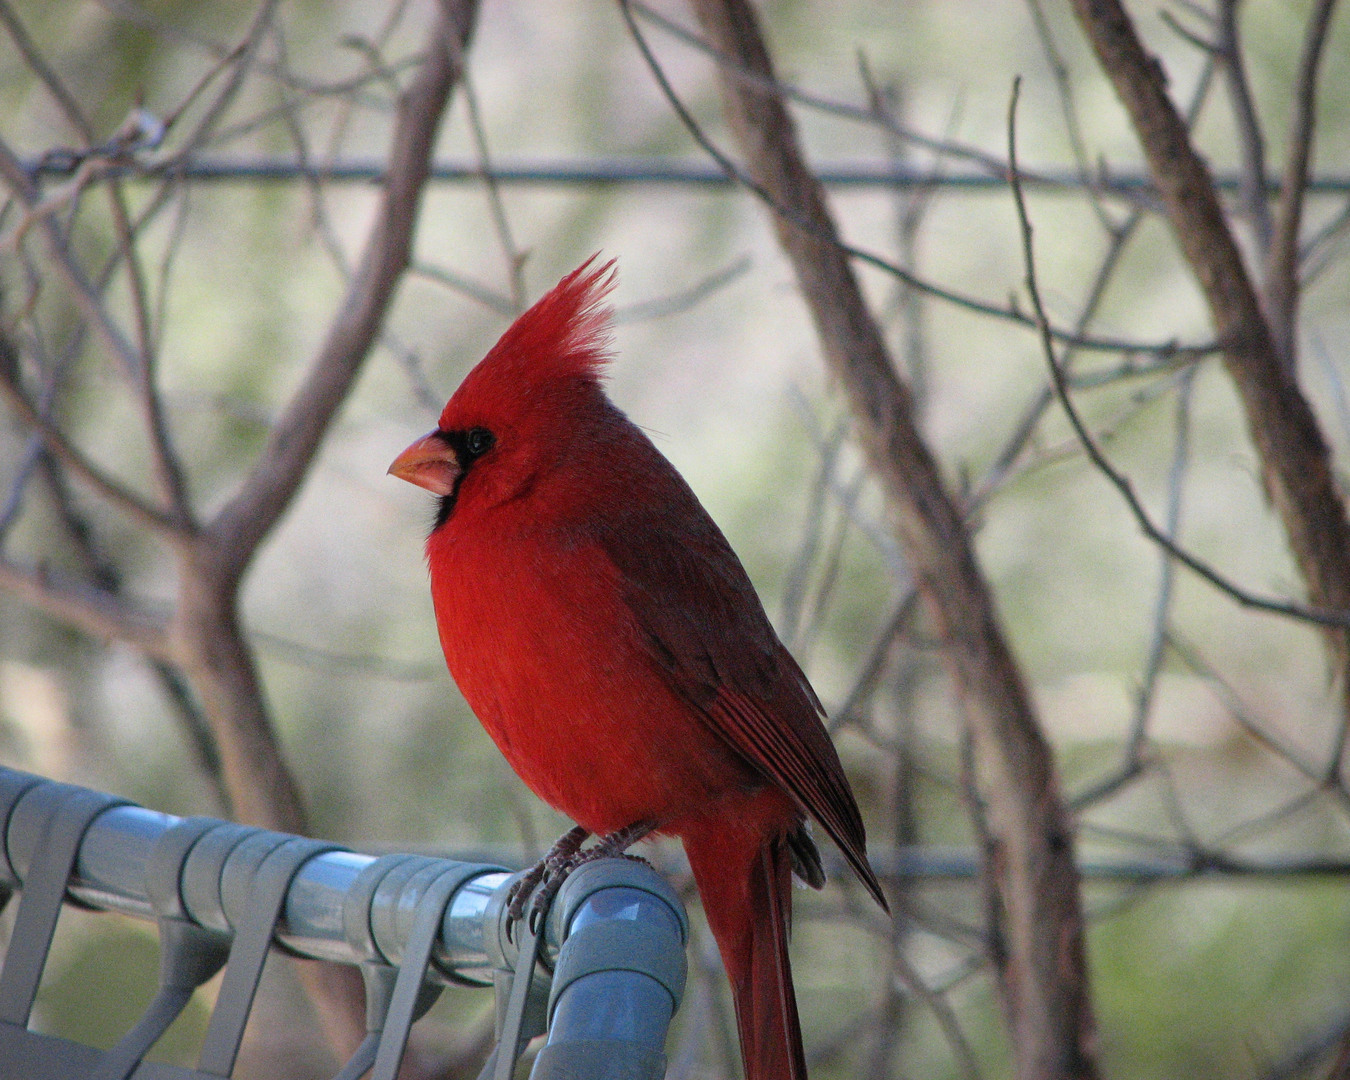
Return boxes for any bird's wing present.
[590,472,885,907]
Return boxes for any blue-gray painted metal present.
[25,155,1350,194]
[0,766,687,1080]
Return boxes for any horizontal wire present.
[19,154,1350,193]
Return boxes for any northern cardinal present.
[390,257,887,1080]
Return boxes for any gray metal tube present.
[0,765,687,1076]
[0,785,507,980]
[531,866,689,1080]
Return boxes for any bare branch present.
[1008,81,1350,634]
[621,0,1210,362]
[1025,0,1115,232]
[208,1,476,577]
[460,65,528,313]
[104,180,195,524]
[889,948,984,1080]
[1265,0,1339,372]
[830,590,919,736]
[1158,4,1218,56]
[0,2,94,142]
[630,0,1075,192]
[1069,0,1350,689]
[1068,370,1196,811]
[0,558,171,659]
[1215,0,1273,252]
[615,255,753,321]
[152,0,283,169]
[1126,369,1195,762]
[409,259,517,315]
[0,364,185,539]
[0,140,144,380]
[670,3,1099,1075]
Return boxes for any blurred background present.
[1,0,1349,1077]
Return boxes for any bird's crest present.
[442,256,616,428]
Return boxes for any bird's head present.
[389,256,617,529]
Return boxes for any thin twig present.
[0,558,171,659]
[780,414,845,650]
[151,0,283,170]
[1069,369,1199,812]
[969,52,1217,519]
[409,259,517,315]
[0,2,93,140]
[629,0,1074,193]
[460,65,528,312]
[95,0,409,113]
[1215,0,1273,252]
[1008,79,1350,634]
[1265,0,1339,373]
[1127,367,1196,761]
[614,256,752,322]
[105,174,194,523]
[830,590,919,736]
[859,69,949,412]
[0,367,185,537]
[1158,5,1218,56]
[208,3,471,577]
[0,138,145,379]
[619,0,1207,361]
[1025,0,1115,232]
[322,0,414,161]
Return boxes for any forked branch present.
[668,2,1100,1075]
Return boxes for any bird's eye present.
[464,427,495,459]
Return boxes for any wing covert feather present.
[584,428,883,904]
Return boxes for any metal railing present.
[24,155,1350,195]
[0,766,687,1080]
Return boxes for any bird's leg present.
[505,824,589,940]
[524,819,657,935]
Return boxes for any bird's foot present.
[505,825,590,942]
[508,820,656,940]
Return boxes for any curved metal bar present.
[0,765,688,1080]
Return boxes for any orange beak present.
[388,430,462,497]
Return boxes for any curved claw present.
[527,896,549,938]
[504,825,591,944]
[504,862,547,944]
[502,822,655,944]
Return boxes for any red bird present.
[389,257,887,1080]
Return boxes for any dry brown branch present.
[170,2,479,1058]
[1215,0,1272,252]
[0,559,171,659]
[622,3,1218,362]
[207,2,472,578]
[670,2,1099,1076]
[0,370,184,539]
[0,1,480,1066]
[152,0,283,169]
[1265,0,1339,372]
[1069,0,1350,700]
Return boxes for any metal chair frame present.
[0,767,686,1080]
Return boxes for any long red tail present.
[682,811,807,1080]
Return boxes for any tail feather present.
[683,815,808,1080]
